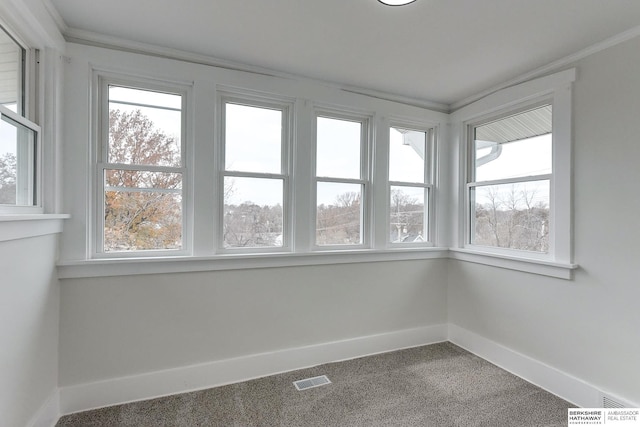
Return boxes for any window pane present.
[389,128,425,183]
[0,114,36,205]
[316,182,362,245]
[108,86,182,167]
[474,105,552,182]
[225,103,281,174]
[104,170,182,252]
[0,28,24,114]
[390,186,426,243]
[104,190,182,252]
[316,117,361,179]
[471,180,550,252]
[223,176,283,248]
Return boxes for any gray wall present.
[60,260,448,386]
[0,234,59,427]
[448,36,640,406]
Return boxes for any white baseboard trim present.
[448,324,601,408]
[59,324,448,415]
[56,324,638,417]
[27,389,59,427]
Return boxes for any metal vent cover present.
[602,394,627,408]
[293,375,331,391]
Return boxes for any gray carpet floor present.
[56,342,572,426]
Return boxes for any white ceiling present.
[49,0,640,107]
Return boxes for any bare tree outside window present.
[317,190,361,245]
[104,109,182,251]
[0,153,16,204]
[223,176,284,248]
[473,182,549,252]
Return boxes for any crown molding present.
[41,0,69,35]
[62,27,449,112]
[0,0,65,50]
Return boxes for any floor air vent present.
[601,392,632,408]
[293,375,331,391]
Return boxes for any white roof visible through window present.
[475,105,552,144]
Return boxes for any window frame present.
[216,91,294,254]
[93,73,191,258]
[0,105,41,213]
[456,69,575,266]
[387,121,436,248]
[0,23,27,117]
[465,100,553,260]
[0,23,41,214]
[312,107,372,250]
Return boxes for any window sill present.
[55,247,578,280]
[56,247,450,279]
[0,214,71,242]
[448,248,578,280]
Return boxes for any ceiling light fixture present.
[378,0,417,5]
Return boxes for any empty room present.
[1,1,639,426]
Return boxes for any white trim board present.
[448,324,603,408]
[62,27,449,113]
[54,323,640,419]
[27,389,59,427]
[0,215,69,242]
[58,324,448,415]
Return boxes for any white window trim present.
[464,99,553,261]
[448,248,577,280]
[91,71,192,258]
[0,104,42,214]
[0,21,29,119]
[0,20,43,214]
[57,247,450,279]
[386,120,437,248]
[452,68,576,270]
[312,106,373,250]
[0,213,68,242]
[216,90,295,254]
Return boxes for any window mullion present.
[292,99,313,252]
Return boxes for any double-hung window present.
[97,79,187,255]
[0,25,40,213]
[467,104,552,255]
[314,112,370,248]
[219,95,291,251]
[454,68,575,276]
[388,125,434,245]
